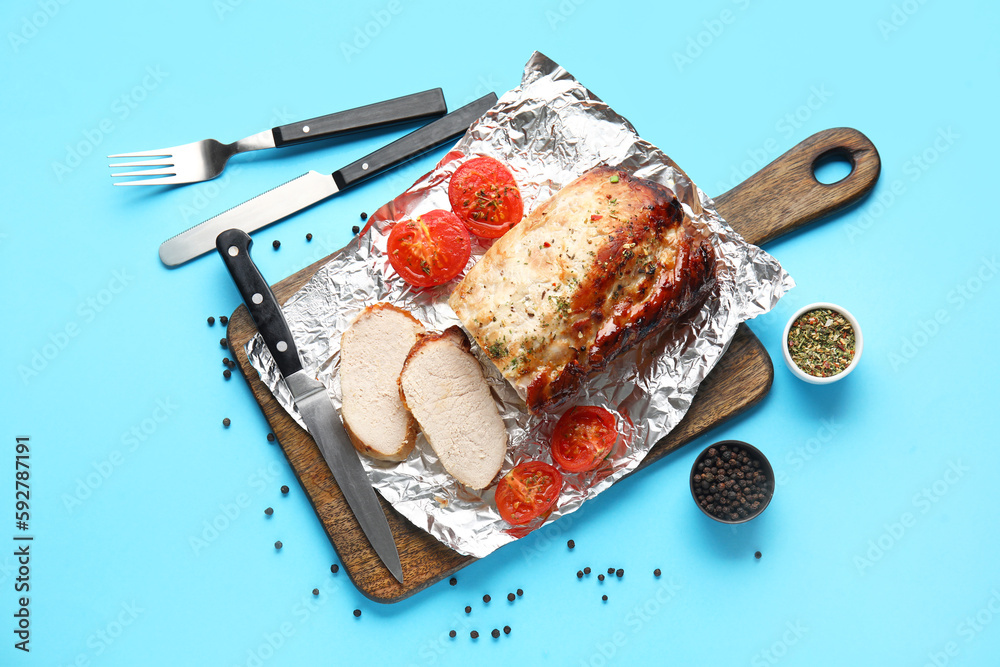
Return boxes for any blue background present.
[3,0,998,665]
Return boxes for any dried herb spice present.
[787,308,855,377]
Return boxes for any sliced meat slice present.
[340,303,425,461]
[398,326,507,490]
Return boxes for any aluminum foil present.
[246,52,794,558]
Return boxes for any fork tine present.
[110,167,178,179]
[107,148,176,159]
[108,157,175,169]
[113,175,184,187]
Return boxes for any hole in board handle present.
[812,148,855,185]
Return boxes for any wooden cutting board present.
[226,127,880,603]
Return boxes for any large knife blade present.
[162,93,498,267]
[215,228,403,583]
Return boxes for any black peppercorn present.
[208,316,215,326]
[507,593,515,601]
[449,577,457,586]
[220,315,228,326]
[306,233,313,241]
[353,609,361,618]
[264,507,273,516]
[273,240,280,249]
[281,485,289,494]
[654,568,661,577]
[567,539,575,549]
[576,571,583,579]
[492,629,500,639]
[503,626,511,635]
[220,338,227,349]
[602,595,608,602]
[516,589,523,597]
[608,567,615,575]
[449,630,456,638]
[330,564,339,574]
[470,630,479,639]
[360,212,368,221]
[223,369,231,379]
[267,433,275,442]
[755,551,762,559]
[352,225,360,234]
[616,569,624,578]
[465,606,471,614]
[483,594,491,603]
[598,574,605,582]
[274,541,282,549]
[584,567,591,575]
[222,418,231,428]
[312,588,319,596]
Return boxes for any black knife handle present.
[216,229,303,378]
[332,92,498,191]
[271,88,447,147]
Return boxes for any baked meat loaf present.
[449,165,716,413]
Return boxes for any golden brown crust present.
[450,166,716,413]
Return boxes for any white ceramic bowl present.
[782,302,863,384]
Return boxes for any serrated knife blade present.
[160,93,498,267]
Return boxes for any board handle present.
[713,127,881,247]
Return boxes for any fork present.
[108,89,446,186]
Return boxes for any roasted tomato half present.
[386,209,471,287]
[550,406,618,473]
[448,156,523,238]
[495,461,563,525]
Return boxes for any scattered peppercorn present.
[306,233,313,242]
[312,588,319,596]
[275,541,282,550]
[223,357,231,366]
[465,606,472,614]
[503,626,511,635]
[491,629,500,639]
[598,574,605,582]
[281,485,289,494]
[267,433,275,442]
[353,609,361,618]
[567,539,575,549]
[264,507,273,516]
[654,569,661,577]
[602,595,608,602]
[608,568,615,575]
[220,315,228,326]
[223,418,231,428]
[584,567,591,575]
[220,338,227,349]
[449,577,457,586]
[616,569,624,578]
[223,369,231,379]
[755,551,762,559]
[331,564,339,574]
[470,630,479,639]
[351,225,360,235]
[516,589,523,597]
[272,240,280,249]
[449,630,456,638]
[483,594,491,603]
[507,593,515,602]
[208,316,215,326]
[360,212,368,221]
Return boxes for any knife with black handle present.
[161,92,499,266]
[216,228,404,583]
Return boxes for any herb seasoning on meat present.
[787,308,855,377]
